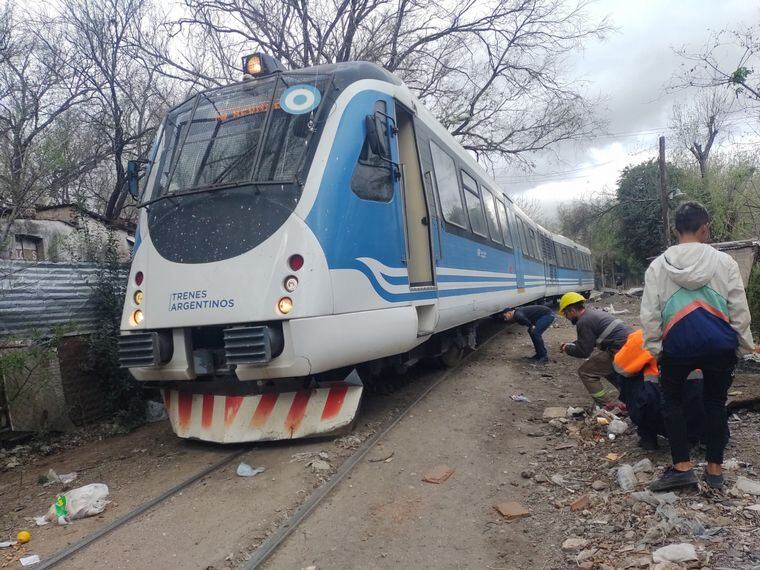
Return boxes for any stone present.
[745,504,760,512]
[617,464,637,491]
[542,407,567,419]
[653,562,682,570]
[422,465,454,484]
[591,480,608,491]
[494,501,530,521]
[550,474,566,486]
[307,459,331,472]
[578,562,593,570]
[633,458,654,474]
[570,495,590,512]
[576,548,597,562]
[736,476,760,496]
[561,537,588,551]
[520,470,534,479]
[4,458,20,470]
[534,473,548,483]
[652,543,698,563]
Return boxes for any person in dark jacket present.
[558,292,632,408]
[503,305,555,363]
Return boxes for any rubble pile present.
[518,404,760,569]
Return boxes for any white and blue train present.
[118,55,594,443]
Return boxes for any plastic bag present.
[35,483,110,526]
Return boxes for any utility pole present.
[658,136,669,248]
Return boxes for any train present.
[118,54,594,443]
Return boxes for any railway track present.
[37,322,507,569]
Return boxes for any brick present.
[570,494,590,511]
[422,465,454,484]
[494,501,531,520]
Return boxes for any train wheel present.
[438,345,464,368]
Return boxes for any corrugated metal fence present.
[0,260,128,337]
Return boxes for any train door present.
[575,248,583,287]
[394,103,435,288]
[507,209,525,292]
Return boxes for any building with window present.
[1,205,135,262]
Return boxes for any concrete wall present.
[1,211,132,262]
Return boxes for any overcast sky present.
[501,0,760,220]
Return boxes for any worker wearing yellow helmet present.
[558,292,632,410]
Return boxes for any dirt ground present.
[2,293,760,569]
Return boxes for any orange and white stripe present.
[162,383,363,443]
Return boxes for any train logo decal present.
[280,84,321,115]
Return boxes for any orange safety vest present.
[612,329,659,383]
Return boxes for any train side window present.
[350,100,393,202]
[517,218,530,257]
[461,171,488,237]
[482,191,503,244]
[528,228,541,260]
[495,200,513,248]
[430,141,467,228]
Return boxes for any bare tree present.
[0,7,95,248]
[173,0,610,163]
[670,89,733,178]
[675,25,760,115]
[44,0,176,220]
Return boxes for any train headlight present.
[277,297,293,315]
[284,276,298,292]
[133,290,144,305]
[130,309,144,326]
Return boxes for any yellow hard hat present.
[558,292,586,316]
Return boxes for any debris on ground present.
[561,537,588,551]
[42,468,78,487]
[494,501,530,520]
[604,304,630,315]
[510,393,530,402]
[34,483,110,526]
[607,418,628,435]
[421,465,454,484]
[542,407,567,419]
[0,540,17,548]
[652,543,698,563]
[306,459,331,473]
[569,494,589,511]
[735,475,760,495]
[616,464,637,491]
[145,400,168,422]
[19,554,41,567]
[625,287,644,298]
[236,463,265,477]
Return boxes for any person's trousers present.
[578,350,619,405]
[528,314,555,358]
[659,351,736,465]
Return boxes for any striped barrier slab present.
[162,382,363,443]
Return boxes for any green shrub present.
[747,264,760,340]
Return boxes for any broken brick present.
[570,494,590,512]
[494,501,531,520]
[422,465,454,484]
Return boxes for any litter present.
[43,468,77,487]
[20,555,41,566]
[652,543,698,563]
[34,483,109,526]
[596,417,610,426]
[607,419,628,435]
[606,452,623,461]
[542,407,566,419]
[616,464,637,491]
[494,501,530,520]
[605,304,630,315]
[0,541,17,548]
[723,458,741,470]
[236,463,265,477]
[510,393,530,402]
[566,406,585,418]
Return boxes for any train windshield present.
[144,74,331,264]
[148,74,330,199]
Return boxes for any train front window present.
[150,75,328,198]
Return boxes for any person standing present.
[558,292,632,409]
[502,305,555,363]
[641,202,754,491]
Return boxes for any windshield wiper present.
[137,180,255,209]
